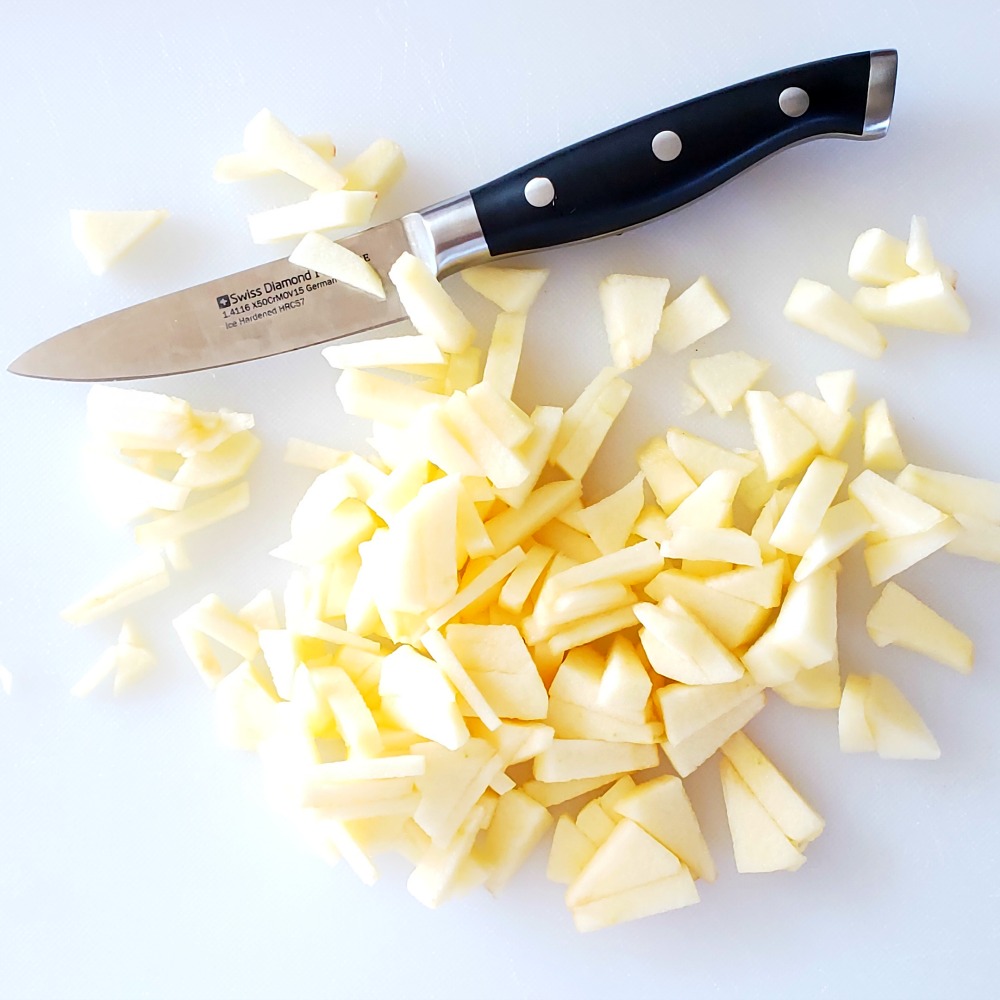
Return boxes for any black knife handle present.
[467,51,896,259]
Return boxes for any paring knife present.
[9,50,896,382]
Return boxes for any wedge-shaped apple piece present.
[475,790,553,895]
[443,623,548,720]
[655,674,760,746]
[867,582,973,674]
[460,265,549,313]
[421,630,501,730]
[289,232,385,299]
[173,431,261,490]
[493,405,563,508]
[861,398,905,471]
[741,627,804,687]
[848,469,947,538]
[407,799,489,908]
[566,817,689,906]
[769,456,848,556]
[838,673,875,752]
[637,437,697,513]
[545,540,662,594]
[815,369,857,414]
[784,278,886,358]
[894,465,1000,522]
[247,191,376,243]
[751,487,794,562]
[763,564,838,671]
[497,542,554,613]
[613,776,716,881]
[598,636,653,715]
[578,473,645,555]
[905,215,941,276]
[661,526,762,567]
[657,275,730,352]
[388,251,476,353]
[946,512,1000,564]
[689,351,769,417]
[545,701,662,744]
[342,137,406,194]
[378,646,469,751]
[213,661,279,750]
[571,869,700,932]
[848,227,915,286]
[795,498,873,581]
[774,656,841,710]
[864,518,959,586]
[666,428,757,484]
[533,739,658,783]
[523,773,629,807]
[853,271,970,334]
[553,367,620,454]
[646,570,769,653]
[707,561,784,608]
[444,393,531,489]
[599,273,671,369]
[865,673,940,760]
[214,132,335,182]
[636,600,745,685]
[548,814,599,884]
[782,391,854,458]
[721,732,824,847]
[552,377,632,480]
[720,758,805,873]
[426,546,526,630]
[70,209,168,275]
[243,108,346,190]
[745,390,819,483]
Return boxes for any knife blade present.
[9,50,896,382]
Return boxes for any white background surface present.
[2,2,999,997]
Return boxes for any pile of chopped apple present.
[110,229,990,934]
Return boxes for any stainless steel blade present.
[8,222,416,381]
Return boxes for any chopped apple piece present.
[905,215,957,285]
[815,369,857,414]
[720,732,824,847]
[572,867,699,932]
[214,133,336,182]
[597,636,653,714]
[661,527,762,567]
[135,480,250,548]
[426,546,526,629]
[342,138,406,195]
[795,498,873,581]
[689,351,769,417]
[946,512,1000,564]
[482,312,526,398]
[638,437,697,513]
[577,473,645,555]
[783,278,886,358]
[548,814,598,884]
[745,390,819,482]
[666,428,757,483]
[706,561,784,609]
[761,564,838,671]
[720,758,805,873]
[243,108,346,190]
[552,377,631,480]
[656,276,730,352]
[533,739,659,783]
[460,265,549,313]
[613,775,715,881]
[838,674,876,752]
[865,673,940,760]
[476,788,553,894]
[680,382,706,415]
[867,582,973,674]
[864,518,959,586]
[70,209,168,275]
[172,431,260,491]
[848,227,915,286]
[773,656,841,710]
[665,469,741,531]
[862,399,906,471]
[247,191,376,243]
[769,456,848,556]
[388,251,476,353]
[636,600,744,685]
[599,273,671,369]
[322,335,444,372]
[289,232,384,299]
[853,272,970,334]
[524,773,629,807]
[283,438,348,471]
[894,465,1000,522]
[848,469,946,538]
[545,540,662,594]
[782,391,854,458]
[61,553,170,626]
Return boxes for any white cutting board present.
[2,2,998,997]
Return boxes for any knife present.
[9,50,896,382]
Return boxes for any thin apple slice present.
[865,673,940,760]
[599,273,671,369]
[289,232,385,299]
[482,312,526,398]
[864,518,959,586]
[214,133,336,182]
[61,553,170,626]
[839,673,875,752]
[866,582,973,674]
[656,276,731,353]
[533,739,659,783]
[388,251,476,353]
[795,498,873,581]
[342,138,406,195]
[720,758,806,873]
[783,278,886,359]
[248,191,376,243]
[769,456,848,556]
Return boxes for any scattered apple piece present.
[460,265,549,313]
[70,209,168,275]
[783,278,886,359]
[342,138,406,195]
[289,232,385,299]
[848,228,915,286]
[247,191,376,243]
[853,272,970,334]
[657,276,730,353]
[689,351,769,417]
[599,273,671,369]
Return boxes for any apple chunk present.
[243,108,346,191]
[289,233,385,299]
[783,278,886,359]
[70,209,168,275]
[853,272,970,334]
[657,276,731,353]
[599,273,671,369]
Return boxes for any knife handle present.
[446,51,895,267]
